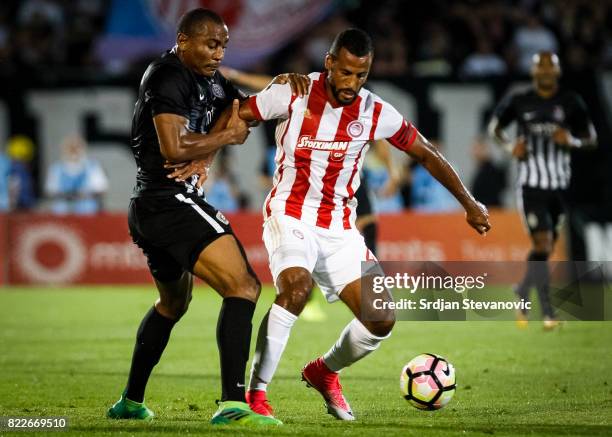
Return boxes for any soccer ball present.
[400,353,456,410]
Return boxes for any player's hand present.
[465,200,491,235]
[226,99,250,144]
[272,73,310,97]
[512,136,527,160]
[165,160,209,188]
[552,127,572,146]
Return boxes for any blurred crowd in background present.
[0,0,610,215]
[1,0,611,75]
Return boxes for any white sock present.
[323,318,390,372]
[248,303,298,391]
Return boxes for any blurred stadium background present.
[1,3,611,436]
[0,0,611,286]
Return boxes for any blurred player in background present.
[108,8,307,426]
[232,29,490,421]
[488,52,597,330]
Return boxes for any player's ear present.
[177,32,189,50]
[324,53,333,72]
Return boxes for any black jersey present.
[493,87,592,191]
[130,48,243,198]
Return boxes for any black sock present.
[125,306,176,403]
[362,222,378,256]
[516,251,540,298]
[530,252,554,318]
[217,297,255,402]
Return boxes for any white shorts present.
[263,214,378,303]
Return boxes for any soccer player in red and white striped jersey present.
[248,68,411,230]
[237,29,491,421]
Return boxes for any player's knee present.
[229,272,261,302]
[284,288,311,314]
[365,318,395,337]
[157,294,191,321]
[277,269,313,314]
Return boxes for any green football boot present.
[107,393,154,421]
[210,401,282,426]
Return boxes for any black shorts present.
[128,193,233,282]
[518,187,568,235]
[355,176,373,217]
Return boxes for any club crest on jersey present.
[212,84,225,99]
[347,120,364,138]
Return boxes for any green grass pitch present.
[1,286,611,436]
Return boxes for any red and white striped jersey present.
[248,72,418,231]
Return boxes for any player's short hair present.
[177,8,224,36]
[329,28,373,58]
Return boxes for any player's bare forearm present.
[223,67,310,95]
[407,133,491,234]
[407,134,474,208]
[165,149,216,183]
[238,100,259,123]
[154,101,248,162]
[220,67,273,91]
[164,102,239,182]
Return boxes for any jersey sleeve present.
[491,91,516,128]
[373,101,418,152]
[566,93,592,135]
[247,83,293,121]
[147,65,191,118]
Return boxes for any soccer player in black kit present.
[488,52,597,330]
[106,9,306,426]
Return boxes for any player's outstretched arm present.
[154,99,249,163]
[407,133,491,235]
[220,66,310,96]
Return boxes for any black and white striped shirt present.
[492,87,592,191]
